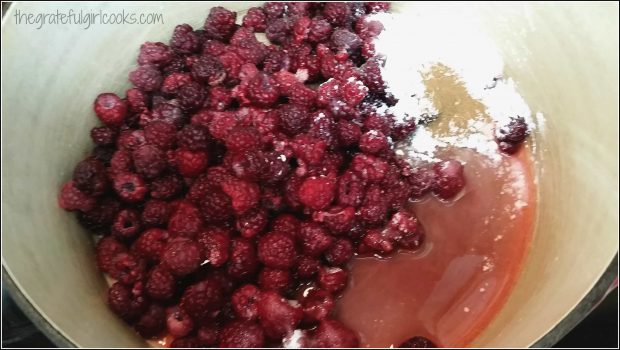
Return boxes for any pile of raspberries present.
[56,2,477,348]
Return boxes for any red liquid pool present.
[336,147,536,347]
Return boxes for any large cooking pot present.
[2,2,618,347]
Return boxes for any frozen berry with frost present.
[308,18,333,43]
[298,222,334,257]
[265,18,292,45]
[257,230,297,269]
[94,93,127,126]
[360,130,389,155]
[191,55,226,86]
[298,175,337,211]
[204,6,237,41]
[263,2,286,20]
[126,88,148,113]
[59,181,96,212]
[144,121,177,150]
[132,145,166,179]
[146,265,176,301]
[432,159,465,200]
[132,228,169,263]
[170,24,201,54]
[243,7,267,32]
[196,227,231,267]
[177,81,206,112]
[138,41,173,67]
[278,104,310,136]
[129,65,163,92]
[246,72,280,107]
[199,189,234,223]
[322,2,350,26]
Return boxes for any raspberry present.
[258,230,297,269]
[77,197,121,232]
[135,303,166,338]
[197,325,220,346]
[331,28,362,54]
[107,282,147,321]
[126,88,148,113]
[290,83,318,107]
[360,58,386,93]
[261,152,291,184]
[322,2,351,26]
[261,187,285,211]
[337,120,362,146]
[265,18,292,44]
[284,175,304,209]
[292,16,312,43]
[257,291,303,339]
[141,200,171,227]
[93,93,127,126]
[204,7,237,41]
[200,189,234,223]
[233,39,268,66]
[324,238,354,266]
[161,238,202,276]
[132,228,169,263]
[263,48,291,74]
[298,222,334,257]
[496,116,529,154]
[259,267,292,294]
[291,134,327,165]
[221,178,260,214]
[351,154,389,183]
[295,255,321,280]
[166,306,194,338]
[150,173,184,199]
[243,7,267,32]
[174,149,208,178]
[298,175,337,211]
[311,319,359,348]
[191,55,226,86]
[318,266,348,293]
[91,146,115,165]
[113,172,147,203]
[432,159,465,199]
[363,112,393,135]
[177,81,206,112]
[309,111,339,150]
[170,24,201,54]
[129,65,163,92]
[207,111,238,140]
[336,171,366,208]
[108,252,146,286]
[399,336,437,348]
[117,129,147,153]
[170,336,200,348]
[308,18,333,43]
[138,42,173,68]
[271,214,301,236]
[161,73,192,96]
[228,150,265,181]
[359,184,389,224]
[313,206,356,234]
[390,211,424,250]
[225,126,262,154]
[176,124,209,151]
[96,236,127,273]
[361,39,375,59]
[58,180,96,212]
[278,104,310,136]
[90,126,118,146]
[227,237,259,280]
[247,72,280,107]
[202,39,226,57]
[112,209,142,240]
[231,284,261,321]
[205,86,233,111]
[287,2,312,19]
[72,157,109,196]
[301,288,335,324]
[132,145,166,180]
[236,207,268,238]
[263,2,286,20]
[168,201,203,238]
[145,265,176,301]
[196,227,231,267]
[219,321,265,348]
[360,130,389,155]
[144,121,177,150]
[180,278,225,322]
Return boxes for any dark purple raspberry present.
[142,200,171,227]
[399,336,437,348]
[266,18,292,45]
[144,121,177,150]
[90,126,118,146]
[135,304,166,338]
[177,81,206,112]
[132,145,166,179]
[170,24,201,54]
[72,157,109,196]
[191,55,226,86]
[150,173,184,199]
[145,265,176,301]
[227,237,259,281]
[132,228,169,263]
[77,197,121,232]
[107,282,147,322]
[204,6,237,41]
[129,65,163,92]
[279,104,310,136]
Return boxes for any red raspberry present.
[290,84,318,107]
[278,104,310,136]
[205,86,233,111]
[265,18,292,44]
[390,211,424,250]
[259,267,292,294]
[331,28,362,54]
[107,282,147,321]
[309,18,333,43]
[141,200,171,227]
[287,2,312,18]
[90,126,117,146]
[166,306,194,338]
[112,209,142,240]
[337,120,362,146]
[363,112,393,135]
[361,39,376,59]
[360,130,389,155]
[312,206,356,234]
[108,252,146,286]
[177,124,210,151]
[202,39,226,56]
[216,51,244,83]
[355,15,384,40]
[407,166,435,198]
[298,222,334,257]
[132,145,166,180]
[145,265,176,301]
[432,159,465,199]
[263,48,291,74]
[181,277,225,322]
[337,171,366,208]
[243,7,267,32]
[191,55,226,86]
[206,111,238,140]
[129,65,163,92]
[284,175,304,209]
[221,178,260,214]
[360,58,386,93]
[263,2,286,20]
[150,173,184,199]
[291,134,327,165]
[144,102,185,129]
[324,238,354,266]
[169,336,200,348]
[232,39,268,66]
[204,6,237,41]
[227,150,265,181]
[196,227,231,267]
[301,288,335,324]
[168,201,203,239]
[292,16,312,43]
[322,2,351,26]
[227,237,259,280]
[341,77,368,107]
[173,149,208,178]
[318,266,348,294]
[246,73,280,107]
[162,238,202,277]
[230,26,255,45]
[93,93,127,126]
[197,325,220,346]
[359,184,389,224]
[231,284,261,321]
[132,228,169,263]
[162,55,187,75]
[200,189,234,223]
[257,291,303,339]
[392,118,418,141]
[135,303,166,338]
[161,72,192,97]
[126,88,148,114]
[77,197,121,232]
[309,111,339,150]
[311,319,359,348]
[143,121,177,150]
[177,81,206,112]
[58,180,96,212]
[113,172,147,203]
[169,24,201,54]
[271,214,301,236]
[117,129,147,153]
[258,230,297,269]
[186,174,215,203]
[91,146,115,165]
[220,321,265,348]
[298,175,337,211]
[261,187,285,211]
[72,157,109,196]
[351,154,389,183]
[399,336,437,348]
[96,236,127,273]
[296,255,321,280]
[236,207,268,238]
[138,41,173,67]
[224,126,262,154]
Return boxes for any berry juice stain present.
[336,145,536,348]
